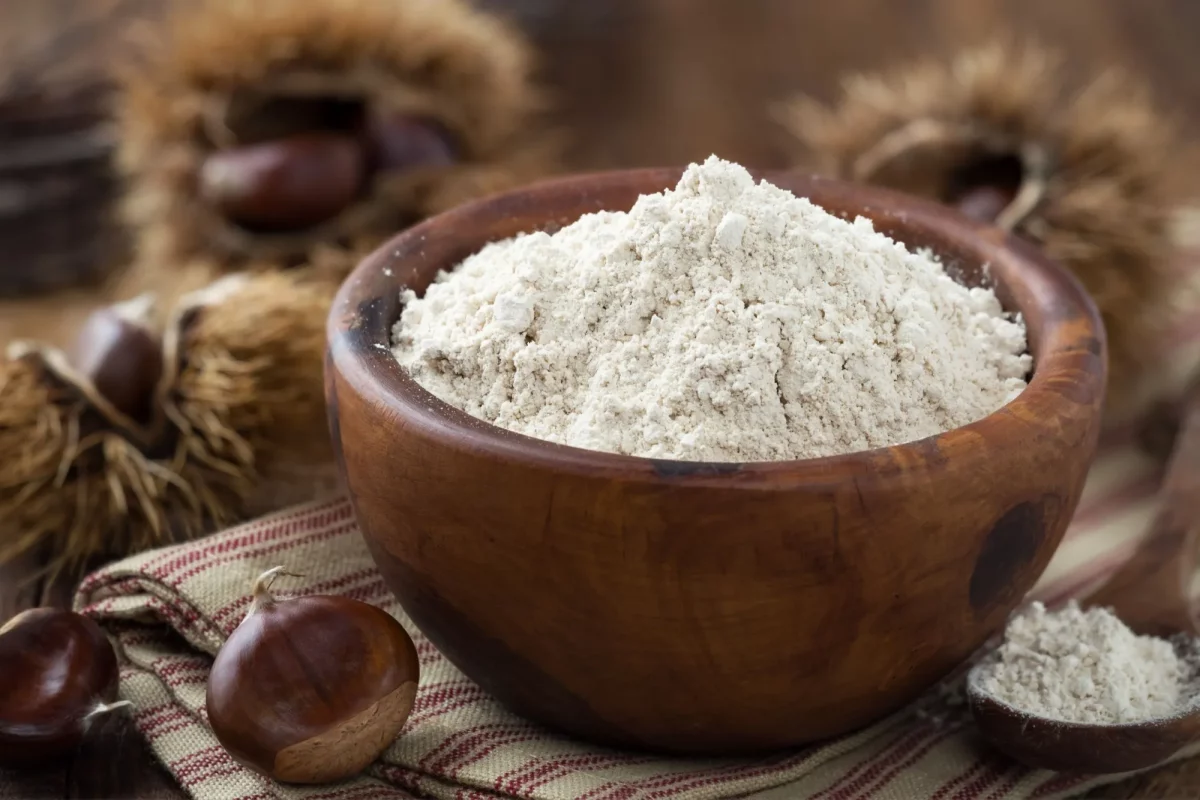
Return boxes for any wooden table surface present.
[2,1,1198,797]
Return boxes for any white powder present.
[392,156,1031,461]
[973,601,1187,724]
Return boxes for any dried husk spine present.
[780,38,1181,415]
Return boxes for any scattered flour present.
[972,601,1186,724]
[392,156,1031,461]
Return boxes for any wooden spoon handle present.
[1085,380,1200,635]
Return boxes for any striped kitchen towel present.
[74,229,1200,800]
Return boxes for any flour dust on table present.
[394,156,1031,462]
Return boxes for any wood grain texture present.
[0,0,1197,794]
[326,169,1106,754]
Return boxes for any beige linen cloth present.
[74,228,1200,800]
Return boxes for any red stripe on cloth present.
[408,691,490,729]
[144,717,198,741]
[806,724,926,800]
[498,752,660,796]
[136,707,190,736]
[834,722,970,800]
[979,766,1026,800]
[446,729,547,780]
[418,722,533,775]
[131,702,175,723]
[501,753,662,796]
[414,638,446,667]
[181,765,244,786]
[170,747,239,781]
[589,736,832,800]
[591,739,831,800]
[153,658,211,680]
[136,500,353,579]
[945,761,1010,800]
[374,763,430,795]
[157,519,359,592]
[407,682,488,727]
[168,745,226,769]
[410,679,482,712]
[584,785,639,800]
[576,778,632,800]
[141,506,354,586]
[152,671,209,689]
[929,759,990,800]
[496,760,566,794]
[804,722,943,800]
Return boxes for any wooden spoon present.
[967,376,1200,774]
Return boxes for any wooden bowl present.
[325,168,1106,754]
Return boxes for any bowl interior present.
[332,167,1090,476]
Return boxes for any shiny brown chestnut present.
[0,608,128,766]
[68,295,163,423]
[952,185,1017,225]
[199,133,366,233]
[206,567,420,784]
[365,112,457,173]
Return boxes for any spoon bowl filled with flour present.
[967,601,1200,774]
[327,158,1107,753]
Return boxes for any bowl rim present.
[326,166,1106,484]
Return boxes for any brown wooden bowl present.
[325,168,1106,755]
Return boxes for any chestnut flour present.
[973,601,1187,724]
[393,156,1031,461]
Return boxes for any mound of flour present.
[393,156,1031,461]
[973,601,1186,724]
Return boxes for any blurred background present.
[2,0,1198,349]
[12,0,1198,174]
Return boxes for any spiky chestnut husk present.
[0,272,338,578]
[164,270,341,517]
[112,0,560,306]
[780,40,1180,417]
[0,297,187,580]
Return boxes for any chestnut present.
[0,608,129,766]
[199,133,366,233]
[952,184,1016,225]
[206,567,420,784]
[68,294,163,423]
[365,112,457,173]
